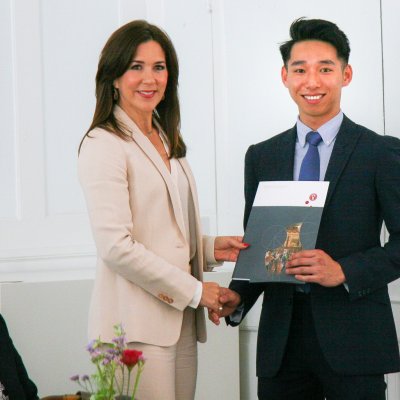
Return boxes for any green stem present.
[126,367,132,397]
[107,363,116,400]
[114,365,123,395]
[122,365,125,395]
[131,364,144,400]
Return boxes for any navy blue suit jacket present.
[0,314,38,399]
[229,116,400,377]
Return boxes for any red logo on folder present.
[309,193,318,201]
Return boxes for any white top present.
[160,132,203,307]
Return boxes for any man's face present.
[281,40,352,130]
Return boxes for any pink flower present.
[121,349,143,369]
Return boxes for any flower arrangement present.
[71,324,145,400]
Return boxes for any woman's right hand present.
[199,282,221,312]
[208,287,242,325]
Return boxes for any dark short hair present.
[279,18,351,67]
[80,20,186,158]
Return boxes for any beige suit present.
[78,106,216,346]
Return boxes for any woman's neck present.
[119,104,153,135]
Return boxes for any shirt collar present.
[296,111,344,147]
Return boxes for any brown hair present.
[79,20,186,158]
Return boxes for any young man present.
[211,18,400,399]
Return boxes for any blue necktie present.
[299,131,322,181]
[298,131,322,293]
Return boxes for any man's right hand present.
[208,287,241,325]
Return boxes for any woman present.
[0,314,38,400]
[78,20,246,400]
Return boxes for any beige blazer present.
[78,106,216,346]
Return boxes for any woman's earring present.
[113,87,119,101]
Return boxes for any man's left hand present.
[286,249,346,287]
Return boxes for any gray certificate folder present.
[232,181,329,283]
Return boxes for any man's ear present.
[342,64,353,87]
[281,65,289,87]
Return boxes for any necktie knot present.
[306,131,322,147]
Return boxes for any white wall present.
[1,0,399,399]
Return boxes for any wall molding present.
[0,251,96,282]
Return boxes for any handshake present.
[200,282,241,326]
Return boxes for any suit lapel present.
[324,116,361,207]
[114,106,187,239]
[178,157,207,277]
[178,158,200,220]
[276,127,297,180]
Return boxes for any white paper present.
[253,181,329,208]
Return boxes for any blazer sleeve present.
[78,131,198,311]
[339,135,400,300]
[226,281,265,326]
[202,235,219,266]
[0,315,39,400]
[12,344,39,400]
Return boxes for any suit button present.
[158,293,173,304]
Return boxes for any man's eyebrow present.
[289,59,336,67]
[289,60,306,67]
[319,59,336,65]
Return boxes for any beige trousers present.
[127,308,198,400]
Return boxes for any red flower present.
[121,349,142,369]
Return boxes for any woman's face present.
[114,40,168,120]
